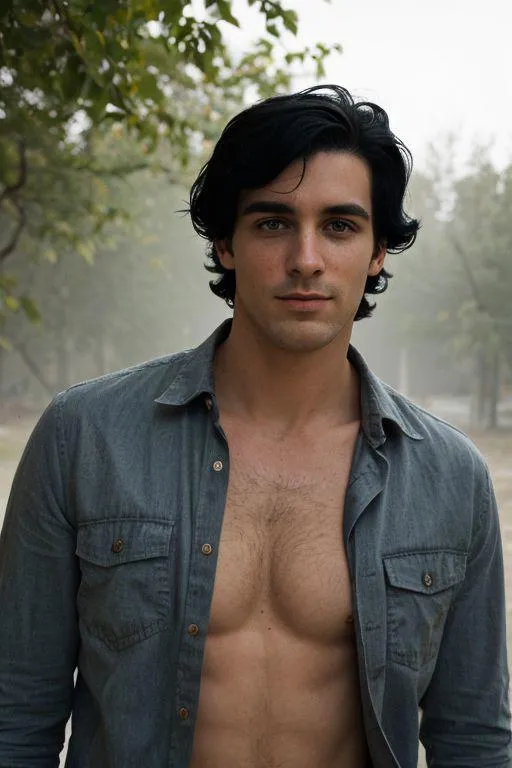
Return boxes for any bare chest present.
[210,424,359,642]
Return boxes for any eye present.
[327,219,354,234]
[257,218,288,232]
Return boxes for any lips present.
[277,294,331,312]
[278,294,329,300]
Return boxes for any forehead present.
[238,151,372,211]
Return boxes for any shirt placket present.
[170,396,229,766]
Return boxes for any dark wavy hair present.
[189,84,419,320]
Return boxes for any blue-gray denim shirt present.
[0,320,510,767]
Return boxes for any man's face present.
[216,151,386,353]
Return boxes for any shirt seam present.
[55,392,73,524]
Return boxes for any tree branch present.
[0,199,26,263]
[51,0,79,41]
[0,141,27,263]
[11,340,55,397]
[0,139,27,206]
[450,236,487,313]
[73,160,179,182]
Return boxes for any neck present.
[213,318,360,435]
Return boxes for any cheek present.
[237,261,278,296]
[235,244,282,280]
[331,248,372,278]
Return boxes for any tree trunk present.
[399,346,409,397]
[487,350,500,430]
[0,347,5,404]
[13,341,54,398]
[470,349,487,429]
[95,334,106,378]
[55,327,71,391]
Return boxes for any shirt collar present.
[347,345,423,446]
[154,320,231,408]
[155,320,423,445]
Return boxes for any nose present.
[286,230,325,278]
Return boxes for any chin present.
[265,321,345,353]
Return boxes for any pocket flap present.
[76,519,174,567]
[383,550,466,594]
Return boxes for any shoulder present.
[55,350,189,412]
[376,383,498,546]
[33,350,193,451]
[380,381,490,481]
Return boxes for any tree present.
[0,162,233,406]
[356,140,512,429]
[0,0,341,333]
[446,149,512,427]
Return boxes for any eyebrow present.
[241,201,370,220]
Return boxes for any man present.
[0,85,510,767]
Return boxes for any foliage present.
[1,0,337,149]
[0,171,227,401]
[0,0,342,334]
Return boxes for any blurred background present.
[0,1,511,765]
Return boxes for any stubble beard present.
[256,314,350,355]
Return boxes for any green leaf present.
[5,295,20,311]
[19,295,42,323]
[281,10,298,35]
[136,70,162,102]
[77,240,96,265]
[285,51,305,65]
[54,221,74,238]
[215,0,240,27]
[315,59,326,79]
[266,22,280,38]
[43,247,58,264]
[0,273,17,292]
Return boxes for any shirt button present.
[187,623,200,636]
[201,543,213,556]
[205,397,213,411]
[423,572,434,588]
[212,460,223,472]
[178,707,189,720]
[111,538,125,553]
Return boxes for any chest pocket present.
[76,519,174,651]
[383,550,467,671]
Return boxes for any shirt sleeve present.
[0,393,79,766]
[420,462,512,766]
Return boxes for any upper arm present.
[0,394,79,762]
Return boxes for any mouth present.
[277,294,331,311]
[279,293,329,301]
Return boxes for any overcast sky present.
[223,0,512,173]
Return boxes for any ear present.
[215,239,235,271]
[367,241,386,277]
